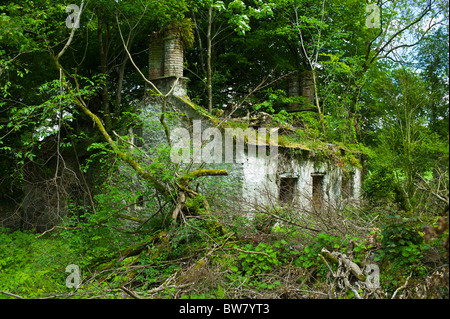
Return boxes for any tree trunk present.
[206,6,213,113]
[116,53,129,114]
[97,9,111,130]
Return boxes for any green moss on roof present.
[277,134,310,150]
[175,95,367,168]
[176,96,218,123]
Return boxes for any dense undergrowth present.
[1,205,448,299]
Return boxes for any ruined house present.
[135,28,364,216]
[9,27,364,231]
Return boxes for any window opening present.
[312,173,325,211]
[133,125,143,147]
[280,178,297,205]
[341,172,354,199]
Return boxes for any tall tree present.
[415,26,449,137]
[364,66,448,211]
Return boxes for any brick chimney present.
[287,74,300,111]
[149,32,164,79]
[147,28,188,96]
[148,28,184,80]
[286,71,316,111]
[300,70,315,105]
[163,27,184,78]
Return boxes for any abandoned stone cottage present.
[137,83,363,218]
[135,28,363,214]
[10,27,363,231]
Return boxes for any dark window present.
[341,173,354,199]
[312,173,325,211]
[134,195,145,212]
[137,195,144,206]
[133,125,143,147]
[280,178,297,205]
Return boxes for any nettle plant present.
[295,233,344,272]
[377,213,426,264]
[236,242,280,275]
[232,240,300,276]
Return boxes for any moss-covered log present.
[320,248,367,282]
[179,169,228,184]
[94,231,168,271]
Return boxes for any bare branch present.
[0,291,24,299]
[391,271,413,299]
[115,15,163,96]
[57,1,85,61]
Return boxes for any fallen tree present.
[320,248,382,299]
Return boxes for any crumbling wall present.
[238,146,362,215]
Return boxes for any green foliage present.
[0,229,73,298]
[0,0,448,300]
[362,65,449,211]
[237,242,280,275]
[377,213,427,266]
[374,212,432,293]
[295,233,343,272]
[363,166,400,204]
[253,212,276,234]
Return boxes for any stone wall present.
[137,76,362,218]
[238,145,362,215]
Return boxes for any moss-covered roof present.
[176,95,367,169]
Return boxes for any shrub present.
[295,233,344,273]
[237,242,280,275]
[375,212,431,293]
[0,229,72,298]
[377,213,426,265]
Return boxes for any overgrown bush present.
[374,212,434,294]
[295,233,345,272]
[363,167,401,205]
[0,229,73,298]
[236,242,281,275]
